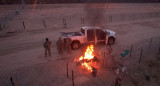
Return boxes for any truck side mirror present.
[107,32,110,35]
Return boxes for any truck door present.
[96,29,105,40]
[87,29,95,41]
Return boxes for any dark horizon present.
[0,0,160,4]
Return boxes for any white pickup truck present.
[61,26,116,50]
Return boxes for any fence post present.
[109,16,112,22]
[132,14,135,20]
[158,12,160,17]
[129,45,133,57]
[141,13,144,19]
[103,52,105,66]
[42,20,46,28]
[154,12,156,17]
[42,20,44,27]
[121,14,124,21]
[83,18,84,25]
[97,17,99,24]
[131,14,133,20]
[44,20,47,28]
[149,38,152,49]
[150,13,152,18]
[72,70,74,86]
[155,12,158,17]
[3,24,5,29]
[0,24,2,31]
[148,13,150,18]
[158,47,160,56]
[139,49,143,64]
[81,18,82,25]
[5,16,7,21]
[111,16,112,22]
[66,62,68,78]
[63,18,67,28]
[22,21,25,29]
[10,14,12,21]
[81,18,84,25]
[10,77,14,86]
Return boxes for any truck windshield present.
[81,28,85,34]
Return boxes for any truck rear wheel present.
[108,37,115,45]
[71,41,80,50]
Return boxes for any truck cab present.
[61,26,116,50]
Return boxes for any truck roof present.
[81,26,100,30]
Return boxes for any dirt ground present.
[0,3,160,86]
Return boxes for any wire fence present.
[0,2,24,31]
[0,8,160,31]
[129,37,160,60]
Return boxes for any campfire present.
[74,44,100,77]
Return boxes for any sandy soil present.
[0,3,160,86]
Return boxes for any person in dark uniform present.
[57,37,64,54]
[65,35,72,53]
[44,38,51,57]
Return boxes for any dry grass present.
[130,74,140,86]
[130,55,160,86]
[156,55,160,61]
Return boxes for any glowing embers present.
[74,44,99,76]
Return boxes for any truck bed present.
[61,32,83,37]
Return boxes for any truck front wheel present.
[71,41,80,50]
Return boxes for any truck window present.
[81,28,85,34]
[87,29,94,41]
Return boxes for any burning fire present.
[74,44,98,72]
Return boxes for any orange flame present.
[79,44,94,61]
[75,44,98,72]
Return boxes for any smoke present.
[85,3,106,27]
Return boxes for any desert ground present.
[0,3,160,86]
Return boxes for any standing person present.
[57,37,64,54]
[65,35,72,53]
[44,38,52,57]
